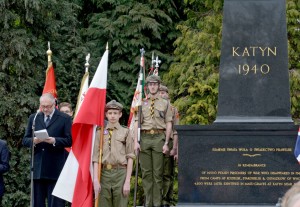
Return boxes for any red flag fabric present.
[52,48,108,206]
[42,63,57,98]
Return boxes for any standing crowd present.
[21,74,179,207]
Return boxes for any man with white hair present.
[23,93,72,207]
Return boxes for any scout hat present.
[146,75,161,84]
[159,85,169,93]
[105,100,123,111]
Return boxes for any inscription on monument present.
[233,46,276,75]
[193,147,299,188]
[178,125,299,204]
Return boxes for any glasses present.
[40,104,54,109]
[148,82,159,86]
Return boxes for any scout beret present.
[146,75,161,84]
[105,100,123,111]
[159,85,169,93]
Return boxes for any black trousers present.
[33,179,65,207]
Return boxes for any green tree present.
[287,0,300,123]
[164,0,223,125]
[0,0,85,205]
[83,0,182,124]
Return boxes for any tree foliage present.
[0,0,86,205]
[164,0,223,125]
[83,0,182,124]
[287,0,300,123]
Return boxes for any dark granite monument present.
[177,0,299,206]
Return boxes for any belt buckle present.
[150,129,155,134]
[106,164,112,170]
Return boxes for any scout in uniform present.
[92,100,135,207]
[134,75,173,207]
[159,85,180,207]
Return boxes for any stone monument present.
[177,0,299,206]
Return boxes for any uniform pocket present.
[155,105,165,118]
[115,136,126,155]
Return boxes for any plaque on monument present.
[177,0,298,206]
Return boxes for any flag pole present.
[133,48,145,207]
[95,127,104,207]
[95,43,109,207]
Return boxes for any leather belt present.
[102,164,127,170]
[141,129,165,135]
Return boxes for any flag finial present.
[151,52,154,68]
[85,53,90,73]
[106,42,109,50]
[47,41,52,65]
[153,56,161,69]
[140,48,145,68]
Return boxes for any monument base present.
[176,123,298,206]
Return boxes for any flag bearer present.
[134,75,173,207]
[92,100,135,207]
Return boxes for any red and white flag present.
[53,47,108,206]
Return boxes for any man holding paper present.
[23,93,72,207]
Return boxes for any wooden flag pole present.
[95,127,104,207]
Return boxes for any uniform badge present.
[144,101,148,105]
[104,129,108,135]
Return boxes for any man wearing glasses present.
[23,93,72,207]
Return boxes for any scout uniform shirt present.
[137,94,173,130]
[92,122,135,167]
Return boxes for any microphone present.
[32,110,41,130]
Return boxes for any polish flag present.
[53,46,108,206]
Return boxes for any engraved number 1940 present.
[238,64,270,75]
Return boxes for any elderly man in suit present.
[23,93,72,207]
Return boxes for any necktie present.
[150,99,155,118]
[45,115,50,127]
[108,129,113,150]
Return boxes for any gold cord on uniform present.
[150,98,155,118]
[108,128,113,150]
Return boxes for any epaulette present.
[121,125,129,129]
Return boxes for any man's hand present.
[134,142,141,154]
[44,137,55,144]
[170,148,177,156]
[123,181,130,197]
[162,144,169,154]
[33,137,43,144]
[93,180,101,199]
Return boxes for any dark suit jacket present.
[0,140,10,197]
[23,109,72,180]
